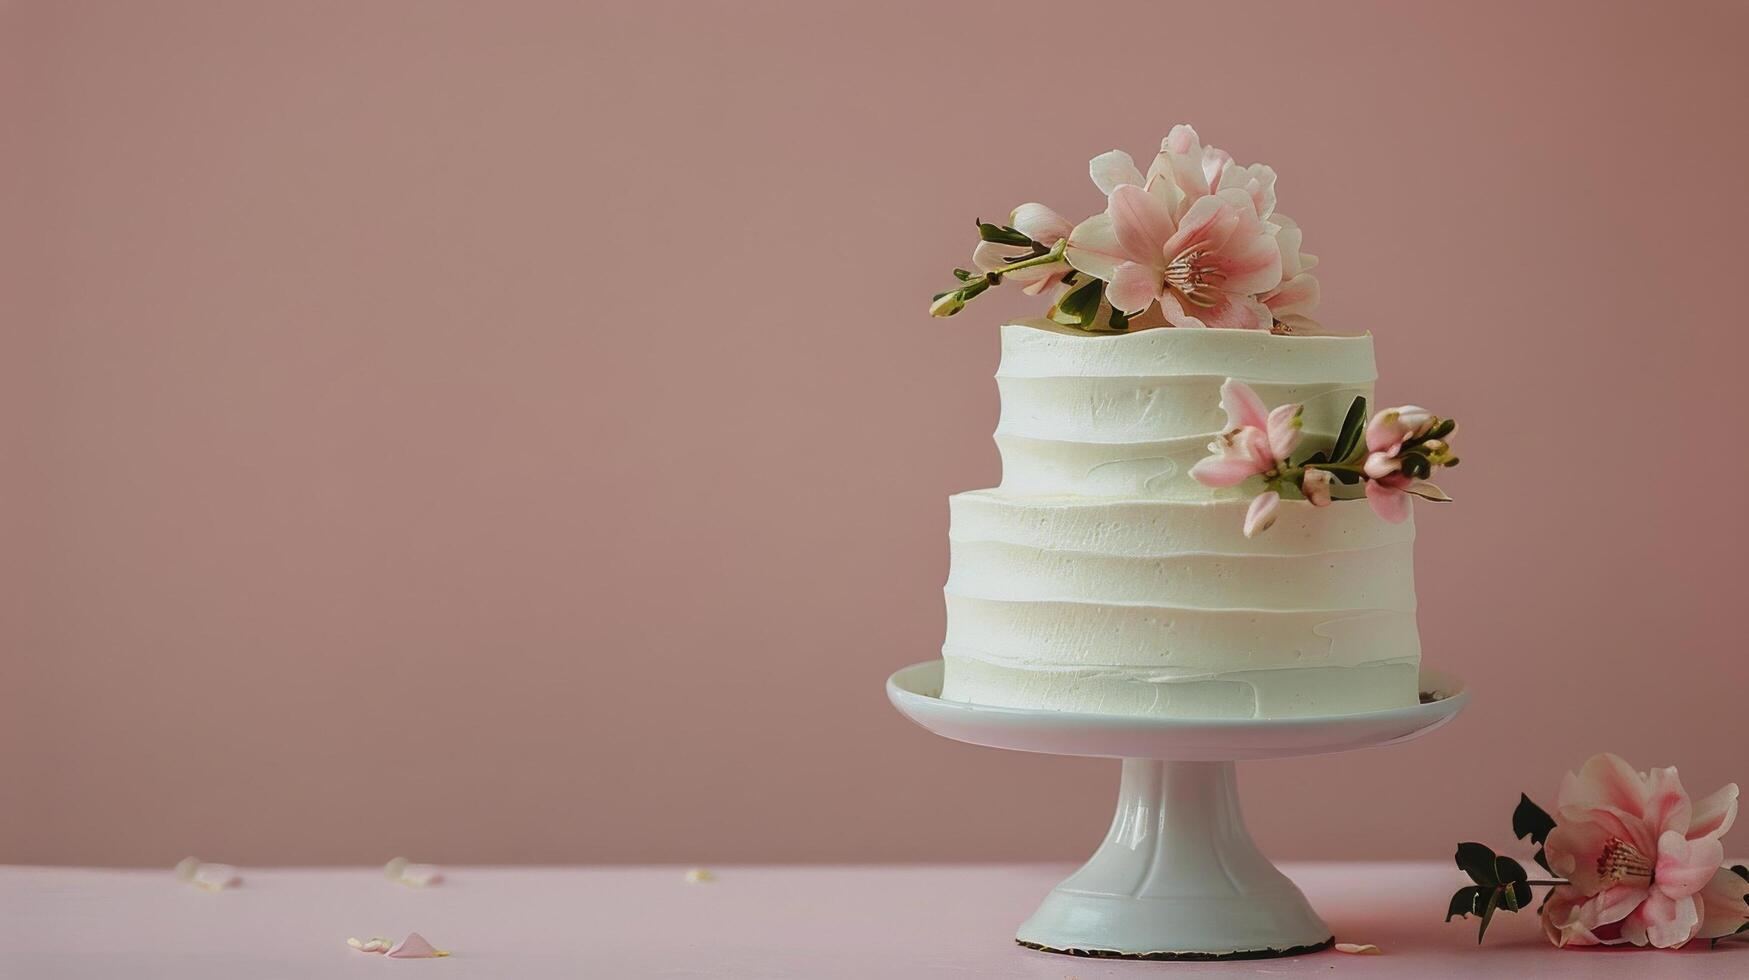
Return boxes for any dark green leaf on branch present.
[1514,795,1557,871]
[1051,278,1104,328]
[952,268,972,281]
[975,220,1032,247]
[1455,842,1500,885]
[1494,855,1528,886]
[1328,396,1368,464]
[1476,888,1502,943]
[1446,885,1486,920]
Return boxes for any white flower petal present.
[1063,212,1123,281]
[1088,150,1143,195]
[1009,203,1072,244]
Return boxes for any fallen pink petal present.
[386,933,450,958]
[384,857,444,887]
[173,857,239,892]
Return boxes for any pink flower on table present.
[1540,753,1746,948]
[971,203,1073,296]
[1067,182,1282,329]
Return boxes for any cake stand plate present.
[886,660,1467,960]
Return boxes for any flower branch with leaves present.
[1188,379,1459,536]
[929,125,1321,334]
[1446,753,1749,950]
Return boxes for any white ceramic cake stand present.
[886,659,1467,960]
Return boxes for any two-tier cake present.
[928,124,1460,721]
[941,322,1417,719]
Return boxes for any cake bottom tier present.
[940,653,1419,719]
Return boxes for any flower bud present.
[929,292,966,317]
[1364,451,1401,480]
[1243,490,1281,538]
[1396,406,1435,437]
[1301,468,1333,507]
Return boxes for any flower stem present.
[1525,879,1568,887]
[981,239,1067,278]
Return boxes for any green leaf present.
[1399,452,1432,480]
[1403,481,1453,502]
[1050,278,1104,328]
[1513,794,1556,847]
[951,268,972,282]
[1455,842,1500,886]
[1532,848,1551,873]
[975,220,1032,247]
[1300,450,1330,467]
[1428,418,1457,440]
[1328,396,1368,464]
[1499,880,1532,912]
[1445,885,1486,921]
[1494,855,1528,886]
[1475,887,1501,943]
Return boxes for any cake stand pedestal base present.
[1016,758,1329,959]
[885,659,1467,960]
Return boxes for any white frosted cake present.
[939,321,1420,719]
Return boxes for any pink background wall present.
[5,0,1746,867]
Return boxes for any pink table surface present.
[5,862,1746,978]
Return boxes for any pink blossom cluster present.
[932,125,1319,333]
[1189,379,1458,536]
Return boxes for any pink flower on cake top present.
[930,124,1317,333]
[929,124,1464,532]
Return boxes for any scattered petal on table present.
[1335,942,1381,954]
[384,857,444,887]
[174,857,239,891]
[684,868,716,884]
[348,937,394,953]
[386,933,450,958]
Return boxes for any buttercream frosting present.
[939,321,1421,719]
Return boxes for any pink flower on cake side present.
[1540,753,1745,948]
[1361,405,1455,524]
[1189,380,1302,537]
[970,203,1074,296]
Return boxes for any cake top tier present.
[993,321,1379,501]
[995,320,1376,384]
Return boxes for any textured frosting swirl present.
[995,320,1377,500]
